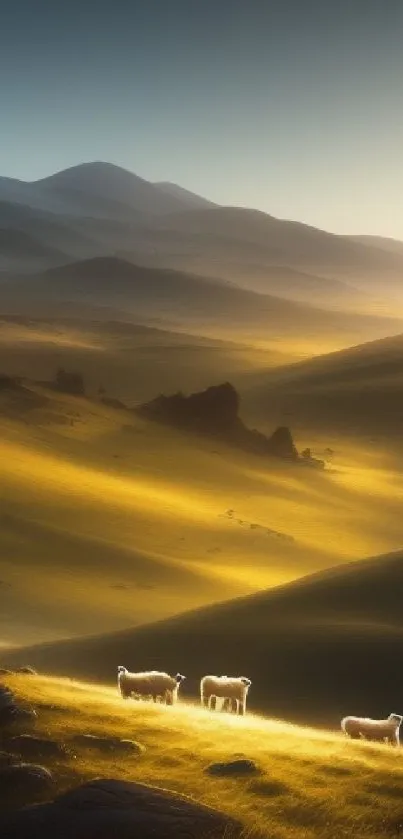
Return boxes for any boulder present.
[0,778,241,838]
[0,686,36,730]
[206,758,259,777]
[70,734,144,754]
[0,751,16,767]
[9,735,67,760]
[0,763,54,809]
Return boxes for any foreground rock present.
[0,763,54,809]
[9,735,67,760]
[0,686,36,730]
[0,751,16,766]
[206,758,259,776]
[71,733,144,754]
[0,778,241,838]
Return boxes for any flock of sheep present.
[117,667,252,715]
[117,666,403,745]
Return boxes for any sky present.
[1,0,403,237]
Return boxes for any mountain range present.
[1,161,403,316]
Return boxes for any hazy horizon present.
[2,0,403,238]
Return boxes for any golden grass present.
[0,317,294,405]
[2,378,403,646]
[5,673,403,839]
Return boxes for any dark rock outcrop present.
[0,778,241,838]
[138,382,299,461]
[139,382,240,434]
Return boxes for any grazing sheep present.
[117,667,185,704]
[200,675,252,716]
[341,713,403,746]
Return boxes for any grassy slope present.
[6,550,403,724]
[245,331,403,436]
[3,673,403,839]
[0,316,293,405]
[2,374,403,648]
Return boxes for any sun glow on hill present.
[1,381,403,647]
[4,673,403,839]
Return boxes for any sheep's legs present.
[210,696,217,711]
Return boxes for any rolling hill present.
[2,372,403,649]
[4,550,403,724]
[246,331,403,435]
[1,256,402,353]
[4,672,403,839]
[0,315,287,405]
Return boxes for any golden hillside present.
[2,673,403,839]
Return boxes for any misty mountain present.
[349,234,403,257]
[154,207,403,284]
[1,162,403,310]
[0,201,107,271]
[2,256,402,347]
[0,227,70,273]
[153,181,216,210]
[0,162,214,220]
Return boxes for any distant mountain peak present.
[154,181,216,210]
[28,162,214,217]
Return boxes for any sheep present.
[341,713,403,746]
[117,667,185,704]
[200,675,252,716]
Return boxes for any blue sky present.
[1,0,403,237]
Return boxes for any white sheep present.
[117,666,185,704]
[200,675,252,716]
[341,713,403,746]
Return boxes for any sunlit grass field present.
[4,673,403,839]
[2,370,403,647]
